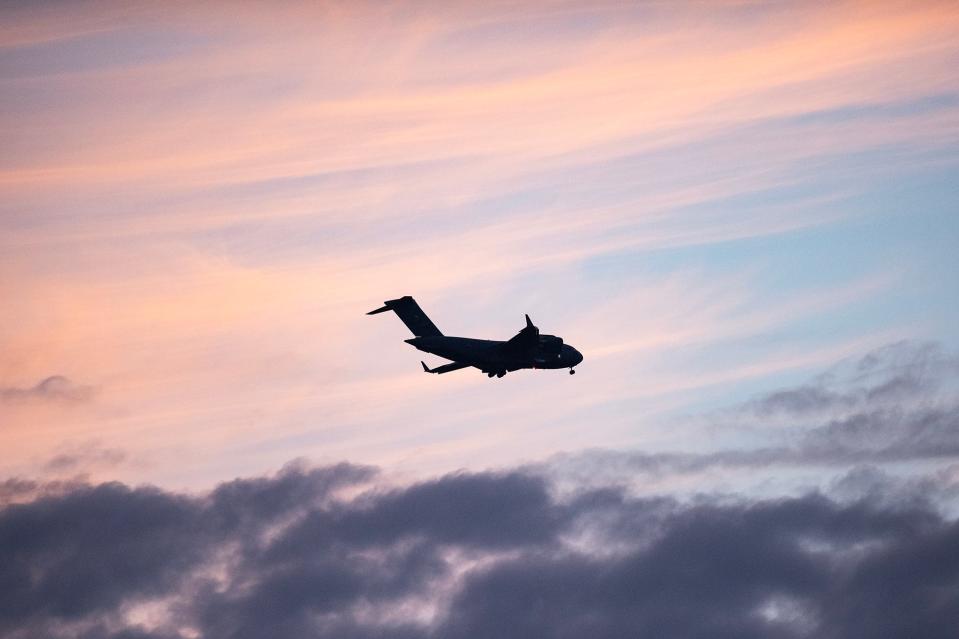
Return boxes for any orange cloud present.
[1,0,956,486]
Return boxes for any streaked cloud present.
[0,375,93,404]
[1,0,957,486]
[545,341,959,496]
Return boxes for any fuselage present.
[368,296,583,378]
[405,335,583,373]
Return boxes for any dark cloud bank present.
[2,462,958,639]
[3,341,956,638]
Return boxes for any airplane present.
[367,296,583,378]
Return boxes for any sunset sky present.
[2,2,958,637]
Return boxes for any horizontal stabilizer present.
[367,296,443,337]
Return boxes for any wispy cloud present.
[1,0,956,484]
[0,376,93,404]
[546,341,959,492]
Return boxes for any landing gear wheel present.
[569,369,576,375]
[496,371,506,378]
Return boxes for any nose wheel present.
[569,368,576,375]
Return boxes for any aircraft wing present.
[505,314,539,351]
[421,360,471,374]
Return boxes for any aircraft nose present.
[572,348,583,366]
[565,346,583,367]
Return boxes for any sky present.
[1,1,959,637]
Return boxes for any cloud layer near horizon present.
[2,0,958,485]
[3,337,959,638]
[545,340,959,488]
[2,459,958,639]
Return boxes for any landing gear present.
[569,368,576,375]
[496,371,506,378]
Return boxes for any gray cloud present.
[44,447,126,474]
[828,464,959,510]
[439,494,951,639]
[550,342,959,483]
[0,478,38,505]
[749,340,957,418]
[802,405,959,460]
[746,342,959,465]
[555,398,959,482]
[1,462,957,639]
[0,376,94,404]
[0,477,93,507]
[3,342,956,637]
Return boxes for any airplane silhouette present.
[368,296,583,378]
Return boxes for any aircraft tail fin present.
[367,296,443,337]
